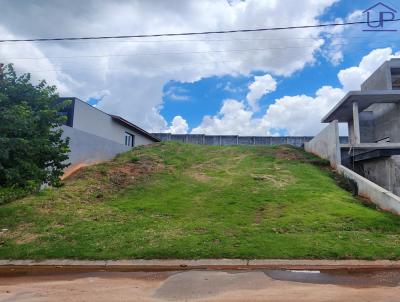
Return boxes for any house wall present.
[357,103,400,143]
[357,156,400,196]
[372,103,400,143]
[361,61,391,91]
[61,125,131,167]
[72,99,155,146]
[358,111,375,143]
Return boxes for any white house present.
[59,97,160,174]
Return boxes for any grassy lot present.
[1,142,400,260]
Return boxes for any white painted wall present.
[72,99,155,147]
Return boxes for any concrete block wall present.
[152,133,322,147]
[304,121,341,168]
[356,155,400,197]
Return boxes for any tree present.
[0,63,70,190]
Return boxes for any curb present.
[2,259,400,274]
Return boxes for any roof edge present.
[321,91,354,123]
[110,115,161,142]
[321,90,400,123]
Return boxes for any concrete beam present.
[341,143,400,149]
[352,102,361,144]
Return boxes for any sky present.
[0,0,399,136]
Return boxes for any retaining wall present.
[304,121,341,168]
[338,165,400,215]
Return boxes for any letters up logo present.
[363,2,398,31]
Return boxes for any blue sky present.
[160,0,400,134]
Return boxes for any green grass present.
[1,142,400,260]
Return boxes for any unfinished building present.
[306,58,400,214]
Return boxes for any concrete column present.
[348,120,355,144]
[352,102,361,144]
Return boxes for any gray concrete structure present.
[361,59,400,91]
[59,97,159,172]
[304,121,341,168]
[306,124,400,215]
[309,59,400,214]
[337,165,400,215]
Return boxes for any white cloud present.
[164,86,190,102]
[320,10,362,66]
[169,94,190,101]
[222,81,243,93]
[0,0,339,131]
[192,47,399,136]
[192,86,344,136]
[246,74,277,111]
[347,10,363,22]
[169,116,189,134]
[338,48,400,91]
[0,26,77,95]
[192,99,269,135]
[263,86,345,135]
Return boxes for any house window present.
[391,68,400,90]
[124,132,135,147]
[57,99,74,127]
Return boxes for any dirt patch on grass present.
[14,232,39,244]
[1,223,39,244]
[276,146,305,161]
[253,206,265,224]
[275,145,326,163]
[253,203,288,225]
[71,157,161,182]
[189,153,250,183]
[61,155,164,203]
[191,172,212,182]
[251,164,295,188]
[251,173,292,188]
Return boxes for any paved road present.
[1,269,400,301]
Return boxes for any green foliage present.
[1,142,400,260]
[0,64,70,191]
[130,156,140,163]
[0,187,30,204]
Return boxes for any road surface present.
[1,269,400,301]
